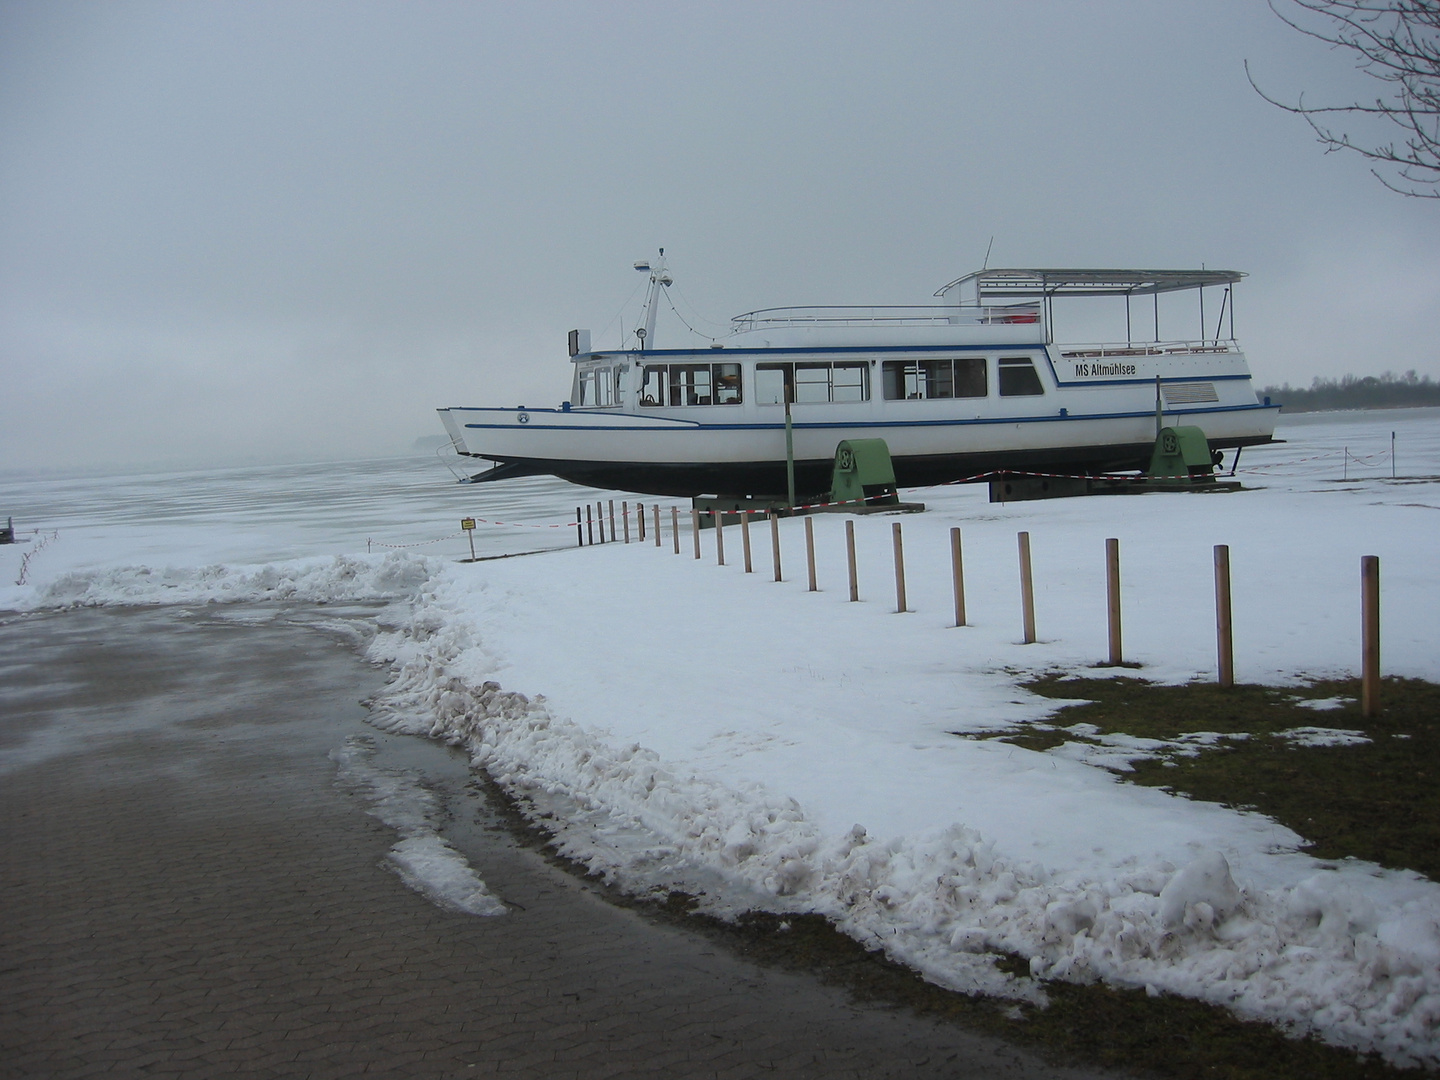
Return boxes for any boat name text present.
[1071,361,1138,378]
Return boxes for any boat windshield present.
[576,365,623,407]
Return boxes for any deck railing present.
[1057,339,1237,358]
[730,304,1042,330]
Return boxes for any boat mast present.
[632,249,672,352]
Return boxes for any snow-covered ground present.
[3,408,1438,1066]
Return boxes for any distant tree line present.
[1261,370,1440,411]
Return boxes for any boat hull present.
[440,402,1280,498]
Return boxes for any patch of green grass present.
[997,675,1440,880]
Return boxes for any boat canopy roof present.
[935,268,1244,303]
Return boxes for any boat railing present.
[1057,339,1237,358]
[731,304,1042,330]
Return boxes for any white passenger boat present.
[437,255,1280,498]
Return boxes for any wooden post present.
[715,509,725,566]
[672,507,680,554]
[597,501,605,543]
[846,519,858,602]
[741,510,753,573]
[892,522,907,613]
[1106,538,1122,665]
[1018,531,1036,644]
[654,504,662,548]
[1214,544,1233,687]
[637,502,645,542]
[805,517,817,591]
[586,504,594,546]
[692,509,701,559]
[1362,555,1381,717]
[622,501,630,543]
[576,507,583,547]
[608,500,616,541]
[770,512,782,582]
[950,527,965,627]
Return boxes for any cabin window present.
[670,364,712,406]
[998,355,1045,397]
[755,365,788,405]
[830,362,868,402]
[756,362,870,404]
[794,363,831,404]
[638,363,742,407]
[577,367,618,407]
[882,358,987,400]
[714,364,742,403]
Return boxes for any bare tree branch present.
[1250,0,1440,197]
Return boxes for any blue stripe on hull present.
[461,402,1275,434]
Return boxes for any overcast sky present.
[3,0,1438,472]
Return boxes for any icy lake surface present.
[2,407,1438,1066]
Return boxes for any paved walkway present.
[0,605,1114,1079]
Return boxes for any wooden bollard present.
[672,506,680,554]
[692,508,701,559]
[741,510,753,573]
[892,522,907,613]
[637,502,645,542]
[846,519,859,602]
[805,517,817,591]
[1362,555,1380,717]
[715,510,725,566]
[1018,531,1035,643]
[576,507,583,547]
[1214,544,1233,687]
[950,527,965,626]
[1106,537,1122,665]
[622,501,630,543]
[654,504,662,548]
[770,512,782,582]
[586,504,594,546]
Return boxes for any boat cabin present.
[567,267,1244,414]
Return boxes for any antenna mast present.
[632,248,673,352]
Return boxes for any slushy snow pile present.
[332,734,506,917]
[3,409,1439,1066]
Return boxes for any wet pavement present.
[0,604,1115,1079]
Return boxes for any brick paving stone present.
[0,605,1118,1080]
